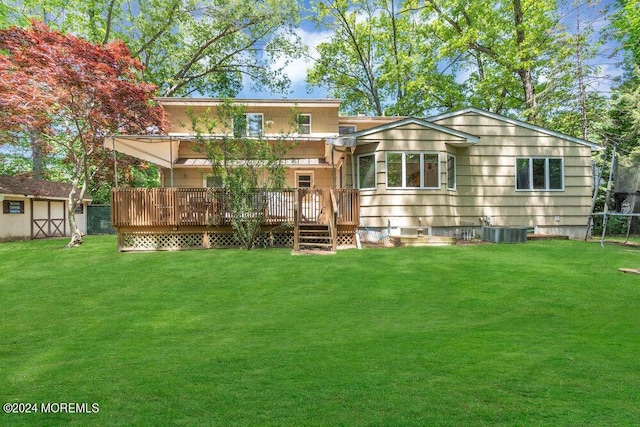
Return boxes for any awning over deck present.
[108,135,180,169]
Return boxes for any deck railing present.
[111,187,359,228]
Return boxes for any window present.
[386,152,440,189]
[339,125,356,135]
[74,204,84,214]
[296,172,313,188]
[3,200,24,214]
[516,157,564,190]
[358,154,376,189]
[233,113,263,137]
[447,154,456,190]
[297,114,311,134]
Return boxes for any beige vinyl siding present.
[164,105,339,135]
[354,124,464,228]
[355,112,594,236]
[433,112,594,233]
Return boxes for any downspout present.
[169,136,174,187]
[331,143,335,189]
[350,147,356,189]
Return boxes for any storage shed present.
[0,175,91,241]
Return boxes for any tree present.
[1,0,302,186]
[308,0,463,116]
[2,0,303,97]
[0,21,167,247]
[186,101,294,250]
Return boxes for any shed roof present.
[0,175,90,201]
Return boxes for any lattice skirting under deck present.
[118,230,295,251]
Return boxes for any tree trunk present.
[67,205,84,248]
[518,68,538,123]
[512,0,538,123]
[66,177,84,248]
[30,130,45,180]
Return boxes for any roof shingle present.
[0,175,89,200]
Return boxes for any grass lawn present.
[1,236,639,426]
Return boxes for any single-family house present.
[0,175,91,241]
[108,98,601,251]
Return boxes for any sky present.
[237,1,331,99]
[238,0,625,101]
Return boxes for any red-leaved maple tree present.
[0,21,167,247]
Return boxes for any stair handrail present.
[293,189,300,251]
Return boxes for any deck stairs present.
[296,223,335,253]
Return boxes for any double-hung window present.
[516,157,564,190]
[386,152,440,189]
[296,114,311,134]
[358,154,376,189]
[233,113,263,137]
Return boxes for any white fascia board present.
[342,117,480,144]
[429,107,603,151]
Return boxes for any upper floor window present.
[297,114,311,134]
[339,125,356,135]
[516,157,564,191]
[387,152,439,189]
[358,154,376,189]
[233,113,263,137]
[3,200,24,214]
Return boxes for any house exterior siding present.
[109,100,601,240]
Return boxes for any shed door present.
[31,200,66,239]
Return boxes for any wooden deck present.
[111,187,359,251]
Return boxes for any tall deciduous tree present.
[600,0,640,152]
[0,21,167,247]
[308,0,463,116]
[2,0,303,98]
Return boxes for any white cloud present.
[279,27,334,94]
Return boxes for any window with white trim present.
[516,157,564,190]
[447,154,456,190]
[296,114,311,134]
[296,171,313,188]
[358,154,376,189]
[386,152,439,189]
[233,113,263,137]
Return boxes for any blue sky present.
[238,0,624,101]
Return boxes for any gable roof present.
[328,117,480,147]
[0,175,90,201]
[428,107,603,151]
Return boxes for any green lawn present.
[1,236,639,426]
